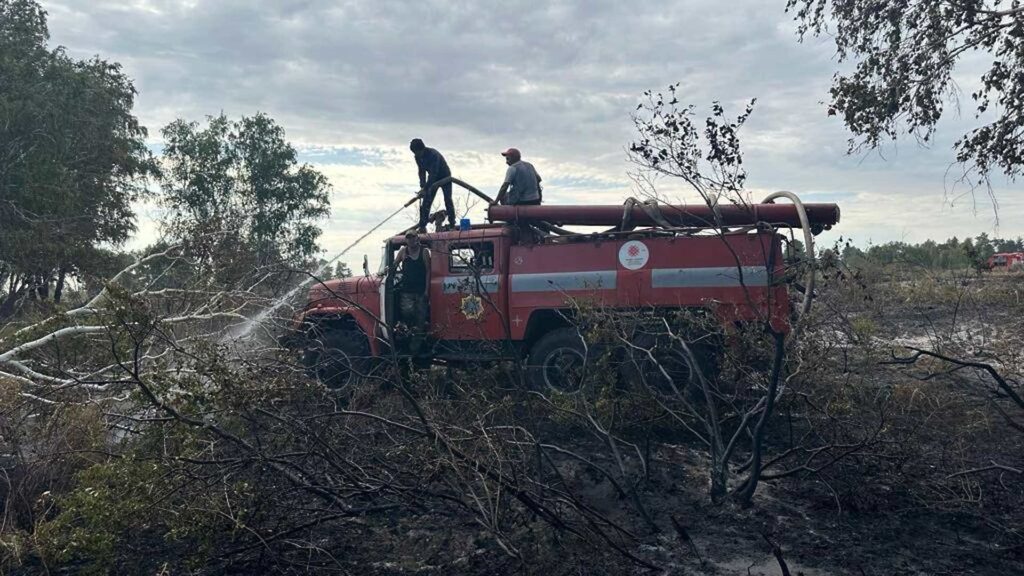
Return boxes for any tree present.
[788,1,1024,185]
[0,0,156,315]
[974,232,996,262]
[159,113,331,271]
[994,236,1024,252]
[334,262,352,279]
[628,84,755,204]
[310,259,350,281]
[628,86,794,506]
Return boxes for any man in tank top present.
[393,231,431,347]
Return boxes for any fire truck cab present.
[292,200,840,391]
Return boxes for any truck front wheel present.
[303,329,372,391]
[525,327,595,393]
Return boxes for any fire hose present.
[333,186,818,324]
[614,192,817,320]
[761,190,815,319]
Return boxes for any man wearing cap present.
[493,148,542,206]
[410,138,455,232]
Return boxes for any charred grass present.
[1,271,1022,575]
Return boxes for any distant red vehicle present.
[986,252,1024,271]
[288,199,840,391]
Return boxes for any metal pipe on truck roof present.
[487,203,840,228]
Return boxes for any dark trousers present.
[398,293,428,331]
[418,181,455,229]
[500,197,542,206]
[398,292,429,353]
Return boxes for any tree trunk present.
[0,294,16,319]
[734,331,787,506]
[54,268,67,304]
[36,273,50,300]
[709,448,729,503]
[0,283,26,319]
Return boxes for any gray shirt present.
[502,161,542,204]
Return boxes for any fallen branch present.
[762,534,792,576]
[947,461,1023,479]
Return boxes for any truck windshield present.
[378,243,388,275]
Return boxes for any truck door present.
[380,241,396,342]
[431,238,508,341]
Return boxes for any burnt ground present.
[332,274,1024,576]
[324,438,1022,576]
[3,274,1020,575]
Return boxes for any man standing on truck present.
[493,148,542,206]
[393,231,431,350]
[410,138,456,232]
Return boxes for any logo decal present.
[618,240,650,270]
[460,294,484,320]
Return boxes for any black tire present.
[303,329,372,390]
[619,329,717,398]
[525,327,597,393]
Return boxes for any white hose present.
[761,190,815,319]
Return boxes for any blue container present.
[459,218,471,231]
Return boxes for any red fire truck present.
[986,252,1024,272]
[290,195,840,391]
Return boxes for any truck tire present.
[525,327,597,393]
[619,331,718,397]
[303,329,372,391]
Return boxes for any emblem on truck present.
[618,240,650,270]
[460,294,484,320]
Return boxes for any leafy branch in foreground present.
[788,1,1024,187]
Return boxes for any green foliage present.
[849,316,877,340]
[313,260,353,281]
[27,365,309,574]
[842,233,1024,272]
[159,113,331,268]
[33,461,162,574]
[788,0,1024,181]
[0,0,156,312]
[335,261,353,279]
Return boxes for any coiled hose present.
[616,192,817,319]
[761,190,815,319]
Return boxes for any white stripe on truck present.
[502,267,770,294]
[510,270,617,292]
[442,274,500,294]
[651,266,770,288]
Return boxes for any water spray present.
[226,192,422,342]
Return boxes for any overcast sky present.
[43,0,1024,270]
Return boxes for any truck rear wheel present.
[525,327,596,393]
[303,329,372,391]
[619,331,718,397]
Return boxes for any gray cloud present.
[41,0,1024,268]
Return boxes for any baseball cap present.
[500,148,521,160]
